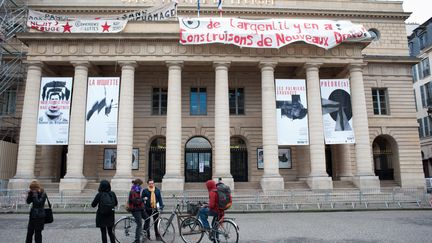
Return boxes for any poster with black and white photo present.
[85,77,120,145]
[320,79,355,144]
[275,79,309,145]
[36,77,73,145]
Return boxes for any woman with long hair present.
[26,180,47,243]
[91,180,118,243]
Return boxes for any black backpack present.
[216,183,232,210]
[99,192,115,215]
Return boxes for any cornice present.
[364,55,419,64]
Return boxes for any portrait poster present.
[275,79,309,145]
[36,77,73,145]
[320,79,355,144]
[85,77,120,145]
[103,148,117,170]
[132,148,139,170]
[278,148,292,169]
[257,148,264,169]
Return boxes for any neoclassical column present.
[213,61,234,189]
[337,144,353,180]
[259,61,284,191]
[349,64,380,189]
[59,61,90,191]
[305,63,333,190]
[8,61,43,189]
[162,61,184,191]
[111,61,137,191]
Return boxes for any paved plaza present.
[1,210,432,242]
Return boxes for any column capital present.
[259,61,277,69]
[24,60,43,69]
[166,61,184,68]
[304,62,322,70]
[118,61,138,68]
[348,63,367,72]
[213,61,231,69]
[70,61,90,68]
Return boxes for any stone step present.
[284,181,310,190]
[333,180,357,189]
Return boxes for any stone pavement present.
[1,211,432,242]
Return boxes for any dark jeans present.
[26,221,43,243]
[100,226,115,243]
[198,207,218,229]
[131,210,148,241]
[144,208,160,238]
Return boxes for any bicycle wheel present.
[179,217,204,243]
[157,217,175,243]
[114,217,138,243]
[213,220,239,243]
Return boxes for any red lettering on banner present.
[324,24,333,30]
[207,19,220,29]
[293,24,301,34]
[257,34,272,47]
[304,23,318,30]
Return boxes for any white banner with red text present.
[179,17,371,49]
[36,77,73,145]
[276,79,309,145]
[320,79,355,144]
[85,77,120,145]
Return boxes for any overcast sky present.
[403,0,431,24]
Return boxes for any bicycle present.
[114,208,174,243]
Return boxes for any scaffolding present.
[0,0,27,142]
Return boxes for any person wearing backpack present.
[127,179,147,243]
[91,180,118,243]
[142,178,164,241]
[199,180,222,232]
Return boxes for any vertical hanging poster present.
[36,77,73,145]
[320,79,355,144]
[85,77,120,145]
[275,79,309,145]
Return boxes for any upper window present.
[190,88,207,115]
[0,90,16,116]
[372,88,389,115]
[418,118,424,138]
[419,33,427,50]
[412,64,419,82]
[152,88,167,115]
[368,29,380,41]
[229,88,245,115]
[421,58,430,78]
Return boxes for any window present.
[425,82,432,106]
[421,58,430,78]
[421,85,427,108]
[429,117,432,136]
[418,119,424,138]
[424,117,430,137]
[412,65,419,82]
[190,88,207,115]
[419,33,427,50]
[0,90,16,116]
[152,88,167,115]
[372,88,388,115]
[229,88,245,115]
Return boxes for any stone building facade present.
[6,0,425,192]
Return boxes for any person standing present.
[26,181,47,243]
[142,178,164,241]
[127,179,147,243]
[91,180,118,243]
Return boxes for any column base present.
[161,177,185,192]
[306,176,333,190]
[352,175,380,190]
[260,176,284,192]
[59,178,88,192]
[8,178,35,190]
[213,176,234,190]
[338,175,354,181]
[110,178,132,193]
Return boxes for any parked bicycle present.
[114,208,175,243]
[161,197,239,243]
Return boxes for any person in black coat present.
[26,180,47,243]
[142,178,164,241]
[91,180,118,243]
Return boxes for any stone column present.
[8,61,43,189]
[305,63,333,190]
[337,144,353,180]
[259,61,284,191]
[349,64,380,189]
[111,61,137,192]
[213,62,234,189]
[59,61,89,191]
[162,61,185,191]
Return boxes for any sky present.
[403,0,432,24]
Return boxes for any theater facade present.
[7,0,425,192]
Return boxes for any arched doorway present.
[373,136,394,180]
[148,137,166,183]
[185,136,212,182]
[230,137,248,182]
